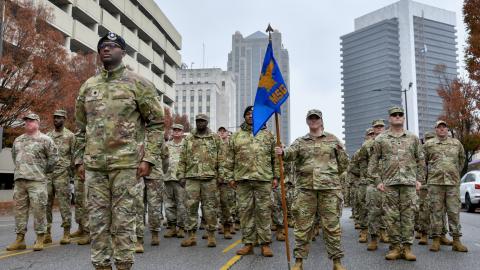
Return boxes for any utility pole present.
[0,0,5,59]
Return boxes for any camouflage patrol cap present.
[365,128,374,136]
[53,109,67,118]
[306,109,322,118]
[424,131,435,140]
[371,119,385,127]
[23,113,40,121]
[388,106,404,115]
[172,124,184,130]
[435,120,448,128]
[97,32,126,52]
[218,126,227,131]
[195,114,209,122]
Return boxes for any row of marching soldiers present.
[345,106,468,262]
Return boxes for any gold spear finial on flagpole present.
[266,23,274,41]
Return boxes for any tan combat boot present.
[218,224,224,234]
[354,223,360,230]
[151,231,159,246]
[6,234,26,251]
[33,234,45,251]
[367,236,378,251]
[176,228,185,238]
[207,231,217,247]
[224,225,233,240]
[164,227,177,238]
[60,226,71,245]
[271,224,277,231]
[115,263,132,270]
[44,226,53,244]
[236,244,254,255]
[180,231,197,247]
[94,265,112,270]
[276,228,286,242]
[261,244,273,257]
[452,237,468,252]
[440,234,453,246]
[135,237,144,253]
[333,258,346,270]
[292,258,303,270]
[429,236,440,252]
[379,229,390,243]
[385,244,402,260]
[77,233,91,245]
[403,244,416,261]
[234,222,240,231]
[418,232,428,245]
[358,229,368,243]
[70,225,85,238]
[415,230,422,239]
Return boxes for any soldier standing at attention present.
[217,126,234,239]
[425,121,468,253]
[75,32,165,270]
[7,113,58,252]
[225,106,278,257]
[178,114,221,248]
[45,109,75,245]
[368,106,424,261]
[164,124,187,238]
[275,109,348,270]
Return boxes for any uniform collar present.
[100,63,126,79]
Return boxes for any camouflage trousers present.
[74,176,89,232]
[356,185,368,229]
[185,179,218,232]
[293,188,344,260]
[46,169,72,229]
[366,185,386,236]
[272,187,284,226]
[350,185,358,221]
[342,184,351,207]
[429,185,462,237]
[237,181,272,245]
[415,188,429,233]
[144,178,164,232]
[384,185,416,245]
[286,184,295,220]
[134,180,146,238]
[218,183,234,226]
[164,181,186,228]
[232,190,240,223]
[86,169,138,267]
[13,180,47,235]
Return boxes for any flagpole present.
[267,24,291,270]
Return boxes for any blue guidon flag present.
[252,40,289,136]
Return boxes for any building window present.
[182,73,186,78]
[182,96,186,102]
[182,90,186,96]
[175,96,178,102]
[182,106,186,113]
[204,72,208,77]
[206,106,210,113]
[198,90,203,102]
[190,106,194,113]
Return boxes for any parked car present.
[460,170,480,212]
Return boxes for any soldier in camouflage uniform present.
[75,32,164,270]
[276,109,348,270]
[217,126,235,239]
[7,113,58,252]
[134,142,169,252]
[272,181,286,241]
[225,106,278,257]
[347,152,360,228]
[164,124,187,238]
[360,120,390,251]
[425,121,468,253]
[45,109,74,245]
[368,106,424,261]
[178,114,221,248]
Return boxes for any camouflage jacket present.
[47,128,75,173]
[74,63,164,171]
[224,123,279,182]
[12,133,58,182]
[368,129,425,186]
[177,129,221,181]
[424,136,465,186]
[283,132,349,190]
[218,139,229,184]
[145,142,169,180]
[357,139,375,185]
[165,140,183,182]
[347,149,361,187]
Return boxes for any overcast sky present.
[156,0,466,143]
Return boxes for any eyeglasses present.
[390,113,404,117]
[99,43,122,50]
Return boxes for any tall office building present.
[228,30,291,144]
[35,0,181,106]
[341,0,458,155]
[174,68,236,132]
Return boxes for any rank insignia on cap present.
[107,32,117,40]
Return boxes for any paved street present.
[0,208,478,270]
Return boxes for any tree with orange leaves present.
[464,0,480,84]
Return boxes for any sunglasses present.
[390,113,404,117]
[99,43,122,50]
